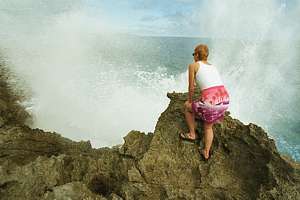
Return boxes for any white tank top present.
[195,61,224,90]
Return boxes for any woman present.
[180,44,230,161]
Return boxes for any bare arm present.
[188,64,195,103]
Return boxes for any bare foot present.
[202,149,210,159]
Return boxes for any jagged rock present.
[0,66,299,199]
[0,125,93,166]
[119,130,153,159]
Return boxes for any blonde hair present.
[195,44,209,61]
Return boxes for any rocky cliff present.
[0,65,300,200]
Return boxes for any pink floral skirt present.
[192,85,230,123]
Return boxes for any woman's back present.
[195,61,224,91]
[182,43,230,161]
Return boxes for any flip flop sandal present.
[179,132,197,142]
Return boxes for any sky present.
[83,0,298,38]
[1,0,299,38]
[85,0,201,36]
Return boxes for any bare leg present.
[183,101,197,139]
[202,122,214,159]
